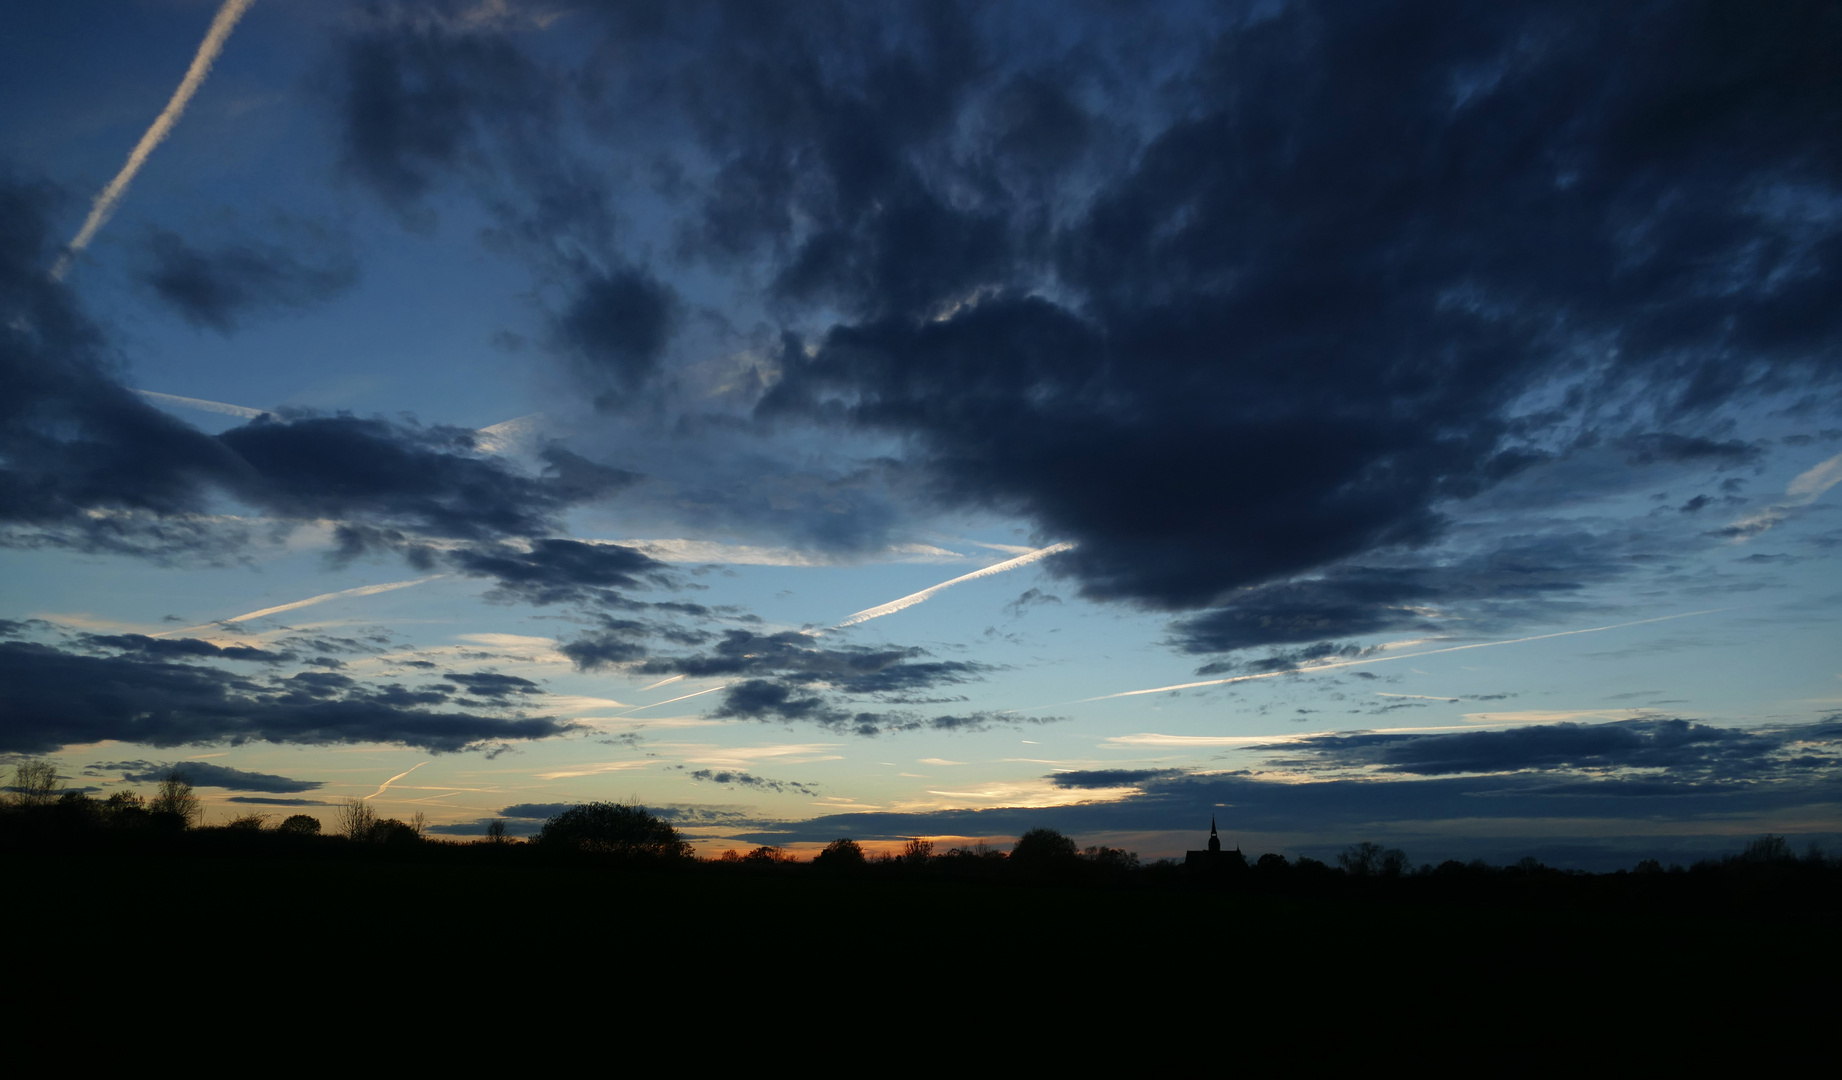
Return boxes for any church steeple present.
[1207,815,1221,853]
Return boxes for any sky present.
[3,0,1840,869]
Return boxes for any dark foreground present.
[16,835,1838,1020]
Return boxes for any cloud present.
[441,671,542,700]
[82,633,290,664]
[555,267,682,403]
[689,769,817,796]
[499,802,575,819]
[0,639,574,754]
[136,226,358,332]
[97,759,324,794]
[449,538,671,605]
[1269,717,1821,780]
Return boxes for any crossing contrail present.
[620,684,729,714]
[51,0,257,280]
[1075,609,1725,703]
[364,762,429,801]
[836,542,1073,628]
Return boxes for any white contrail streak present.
[1076,609,1724,703]
[620,684,728,714]
[364,762,429,801]
[637,674,686,692]
[132,388,266,419]
[836,542,1074,628]
[50,0,257,281]
[157,577,436,636]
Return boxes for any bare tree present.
[10,761,61,806]
[337,798,378,841]
[149,771,203,827]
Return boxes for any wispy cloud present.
[836,542,1074,628]
[1078,610,1724,703]
[51,0,257,280]
[132,389,266,420]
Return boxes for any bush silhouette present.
[537,802,691,860]
[813,838,866,868]
[1011,827,1078,866]
[278,814,321,836]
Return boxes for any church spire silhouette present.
[1208,815,1221,853]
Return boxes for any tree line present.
[5,764,1835,895]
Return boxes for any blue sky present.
[3,0,1839,869]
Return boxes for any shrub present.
[277,814,321,836]
[537,802,691,860]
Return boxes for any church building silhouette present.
[1185,816,1247,874]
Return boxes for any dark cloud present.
[689,769,817,796]
[81,634,289,664]
[556,267,681,403]
[136,226,357,333]
[1271,717,1819,780]
[450,539,669,605]
[442,672,542,700]
[499,802,576,820]
[336,11,557,219]
[736,1,1842,621]
[633,629,983,693]
[1003,588,1061,618]
[566,626,1023,734]
[0,178,638,560]
[1048,769,1185,790]
[97,759,324,794]
[1621,434,1762,468]
[0,640,574,755]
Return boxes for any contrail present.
[836,542,1073,628]
[132,388,266,419]
[50,0,257,281]
[1076,609,1724,703]
[157,576,436,636]
[638,674,686,692]
[620,684,728,714]
[363,762,429,801]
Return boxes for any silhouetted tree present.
[278,814,321,836]
[1743,834,1795,863]
[149,772,202,828]
[537,802,692,860]
[1255,853,1289,873]
[903,838,933,865]
[1011,827,1079,868]
[1340,841,1383,876]
[224,812,269,831]
[741,845,794,863]
[813,838,867,868]
[372,818,420,845]
[11,761,61,806]
[1082,845,1140,872]
[485,818,507,843]
[337,798,378,841]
